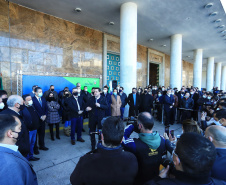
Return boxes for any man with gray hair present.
[0,95,30,157]
[205,125,226,181]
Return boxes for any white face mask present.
[78,89,81,93]
[28,100,33,106]
[38,93,43,97]
[0,102,5,109]
[207,97,211,100]
[103,90,107,93]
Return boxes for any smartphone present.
[165,126,170,136]
[177,135,180,141]
[170,130,174,138]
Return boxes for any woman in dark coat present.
[61,90,72,136]
[46,92,61,140]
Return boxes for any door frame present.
[147,48,165,86]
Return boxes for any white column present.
[170,34,182,89]
[120,2,137,117]
[206,57,214,91]
[221,66,226,91]
[215,62,222,89]
[193,49,203,89]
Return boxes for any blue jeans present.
[120,107,125,120]
[65,121,71,127]
[71,117,82,140]
[27,130,37,160]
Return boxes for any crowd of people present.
[0,83,226,185]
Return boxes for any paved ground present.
[31,118,182,185]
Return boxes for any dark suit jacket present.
[67,96,85,119]
[101,93,112,116]
[0,108,30,157]
[164,95,175,112]
[0,147,38,185]
[140,93,153,112]
[86,96,108,128]
[32,96,48,119]
[128,93,141,117]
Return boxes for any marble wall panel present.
[182,60,193,87]
[164,54,170,88]
[107,40,120,53]
[137,45,147,87]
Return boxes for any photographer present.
[145,132,225,185]
[122,112,173,185]
[70,117,138,185]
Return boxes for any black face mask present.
[12,131,21,141]
[51,89,54,92]
[73,92,78,96]
[19,104,25,111]
[48,97,55,102]
[132,91,136,94]
[65,94,70,97]
[92,92,94,95]
[144,90,147,94]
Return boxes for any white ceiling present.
[10,0,226,67]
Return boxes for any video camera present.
[161,158,175,175]
[124,116,140,133]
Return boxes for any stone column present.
[170,34,182,89]
[193,49,203,89]
[120,2,137,117]
[206,57,214,91]
[221,66,226,91]
[215,62,222,89]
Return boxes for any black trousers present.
[49,123,60,138]
[171,107,176,123]
[181,110,192,123]
[165,109,173,125]
[89,118,102,150]
[34,120,46,150]
[177,108,181,123]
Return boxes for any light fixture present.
[221,30,226,33]
[205,3,213,8]
[109,22,114,25]
[74,8,82,12]
[209,12,218,16]
[218,25,225,28]
[149,39,154,41]
[215,19,222,23]
[162,45,166,47]
[187,56,191,58]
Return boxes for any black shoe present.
[71,140,75,145]
[34,150,40,155]
[56,136,60,139]
[77,138,85,142]
[51,137,55,141]
[29,157,40,161]
[39,146,49,151]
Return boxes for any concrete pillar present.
[206,57,214,91]
[215,62,222,89]
[170,34,182,89]
[120,2,137,117]
[221,66,226,91]
[193,49,203,89]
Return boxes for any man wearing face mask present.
[0,114,38,185]
[140,88,153,114]
[0,97,5,111]
[0,95,30,157]
[32,87,49,154]
[118,87,128,120]
[180,92,194,123]
[21,94,40,161]
[101,86,112,116]
[43,85,58,102]
[0,90,8,112]
[164,90,175,126]
[128,88,141,117]
[67,87,85,145]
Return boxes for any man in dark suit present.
[43,85,58,102]
[164,90,175,126]
[180,92,194,123]
[118,86,127,120]
[127,88,141,117]
[81,86,91,119]
[70,116,138,185]
[0,114,38,185]
[0,95,30,157]
[86,88,108,150]
[140,88,153,114]
[205,125,226,181]
[101,86,112,116]
[32,87,49,154]
[67,87,85,145]
[29,85,38,98]
[190,89,199,121]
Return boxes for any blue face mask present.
[203,95,206,98]
[113,92,117,95]
[207,96,211,100]
[38,93,43,97]
[158,94,161,97]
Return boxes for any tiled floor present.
[31,118,182,185]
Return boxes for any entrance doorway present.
[149,63,159,86]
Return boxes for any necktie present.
[75,98,80,111]
[39,98,42,106]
